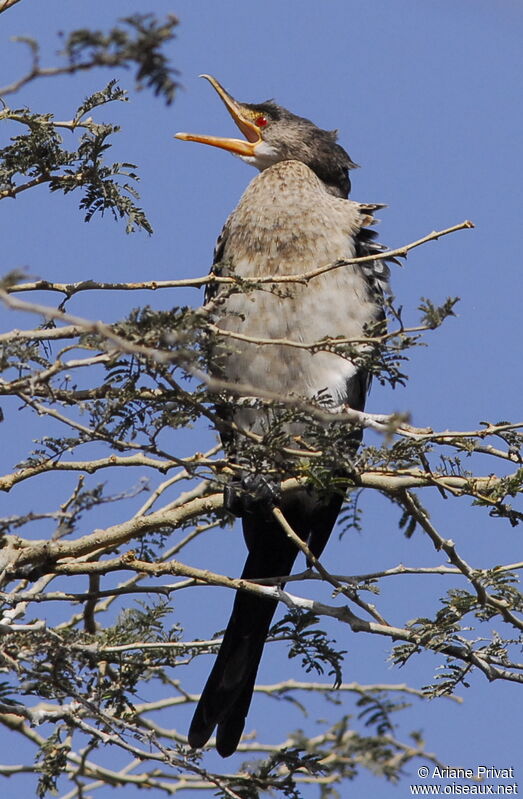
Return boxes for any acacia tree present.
[0,7,522,799]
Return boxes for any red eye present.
[255,116,268,127]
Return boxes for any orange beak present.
[175,75,262,156]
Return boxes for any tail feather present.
[188,578,278,754]
[188,490,345,756]
[215,660,260,756]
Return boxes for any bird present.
[176,75,390,757]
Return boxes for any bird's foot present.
[224,474,282,518]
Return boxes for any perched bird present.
[176,76,390,757]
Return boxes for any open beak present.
[175,75,262,157]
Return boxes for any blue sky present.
[1,1,522,797]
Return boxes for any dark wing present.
[204,219,230,306]
[202,218,238,452]
[342,203,393,410]
[355,202,393,305]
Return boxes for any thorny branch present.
[1,232,521,793]
[1,467,521,666]
[1,288,521,468]
[6,220,474,296]
[0,26,519,790]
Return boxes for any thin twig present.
[6,221,474,295]
[272,506,390,625]
[399,490,523,633]
[0,0,23,13]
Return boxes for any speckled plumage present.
[212,160,387,428]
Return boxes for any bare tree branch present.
[6,220,474,295]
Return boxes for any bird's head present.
[175,75,357,197]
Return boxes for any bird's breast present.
[223,161,359,273]
[212,161,382,414]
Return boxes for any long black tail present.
[187,492,344,757]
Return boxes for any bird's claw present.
[224,474,282,518]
